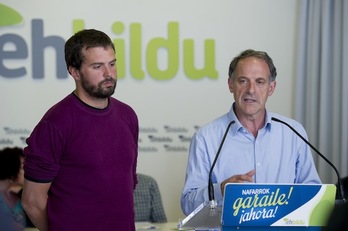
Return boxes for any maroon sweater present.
[24,93,139,231]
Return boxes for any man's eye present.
[257,80,265,85]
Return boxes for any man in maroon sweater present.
[22,29,139,231]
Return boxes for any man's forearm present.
[25,204,48,231]
[22,180,51,231]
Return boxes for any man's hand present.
[220,170,256,195]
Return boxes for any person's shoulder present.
[41,93,75,119]
[109,97,128,106]
[269,112,306,130]
[137,173,156,183]
[196,113,229,135]
[137,174,158,189]
[110,97,137,115]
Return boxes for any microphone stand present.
[208,120,235,209]
[271,117,346,204]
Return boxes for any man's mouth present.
[243,98,256,103]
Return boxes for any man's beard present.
[81,76,117,99]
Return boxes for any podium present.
[178,184,336,231]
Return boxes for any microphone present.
[271,117,346,203]
[208,120,235,209]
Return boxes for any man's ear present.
[69,66,80,80]
[268,80,276,96]
[228,77,234,93]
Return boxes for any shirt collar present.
[227,103,272,135]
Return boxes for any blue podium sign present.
[221,184,336,231]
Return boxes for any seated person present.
[0,147,26,230]
[134,173,167,223]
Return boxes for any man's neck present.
[73,90,109,109]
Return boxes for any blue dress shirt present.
[180,104,321,216]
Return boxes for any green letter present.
[184,39,218,80]
[72,19,85,34]
[112,22,126,79]
[146,22,179,80]
[233,197,243,216]
[130,23,145,80]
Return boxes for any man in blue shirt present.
[180,49,321,216]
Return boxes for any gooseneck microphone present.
[271,117,346,202]
[208,120,235,208]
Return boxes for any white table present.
[25,222,192,231]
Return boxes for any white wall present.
[0,0,299,222]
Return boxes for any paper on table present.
[135,221,158,230]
